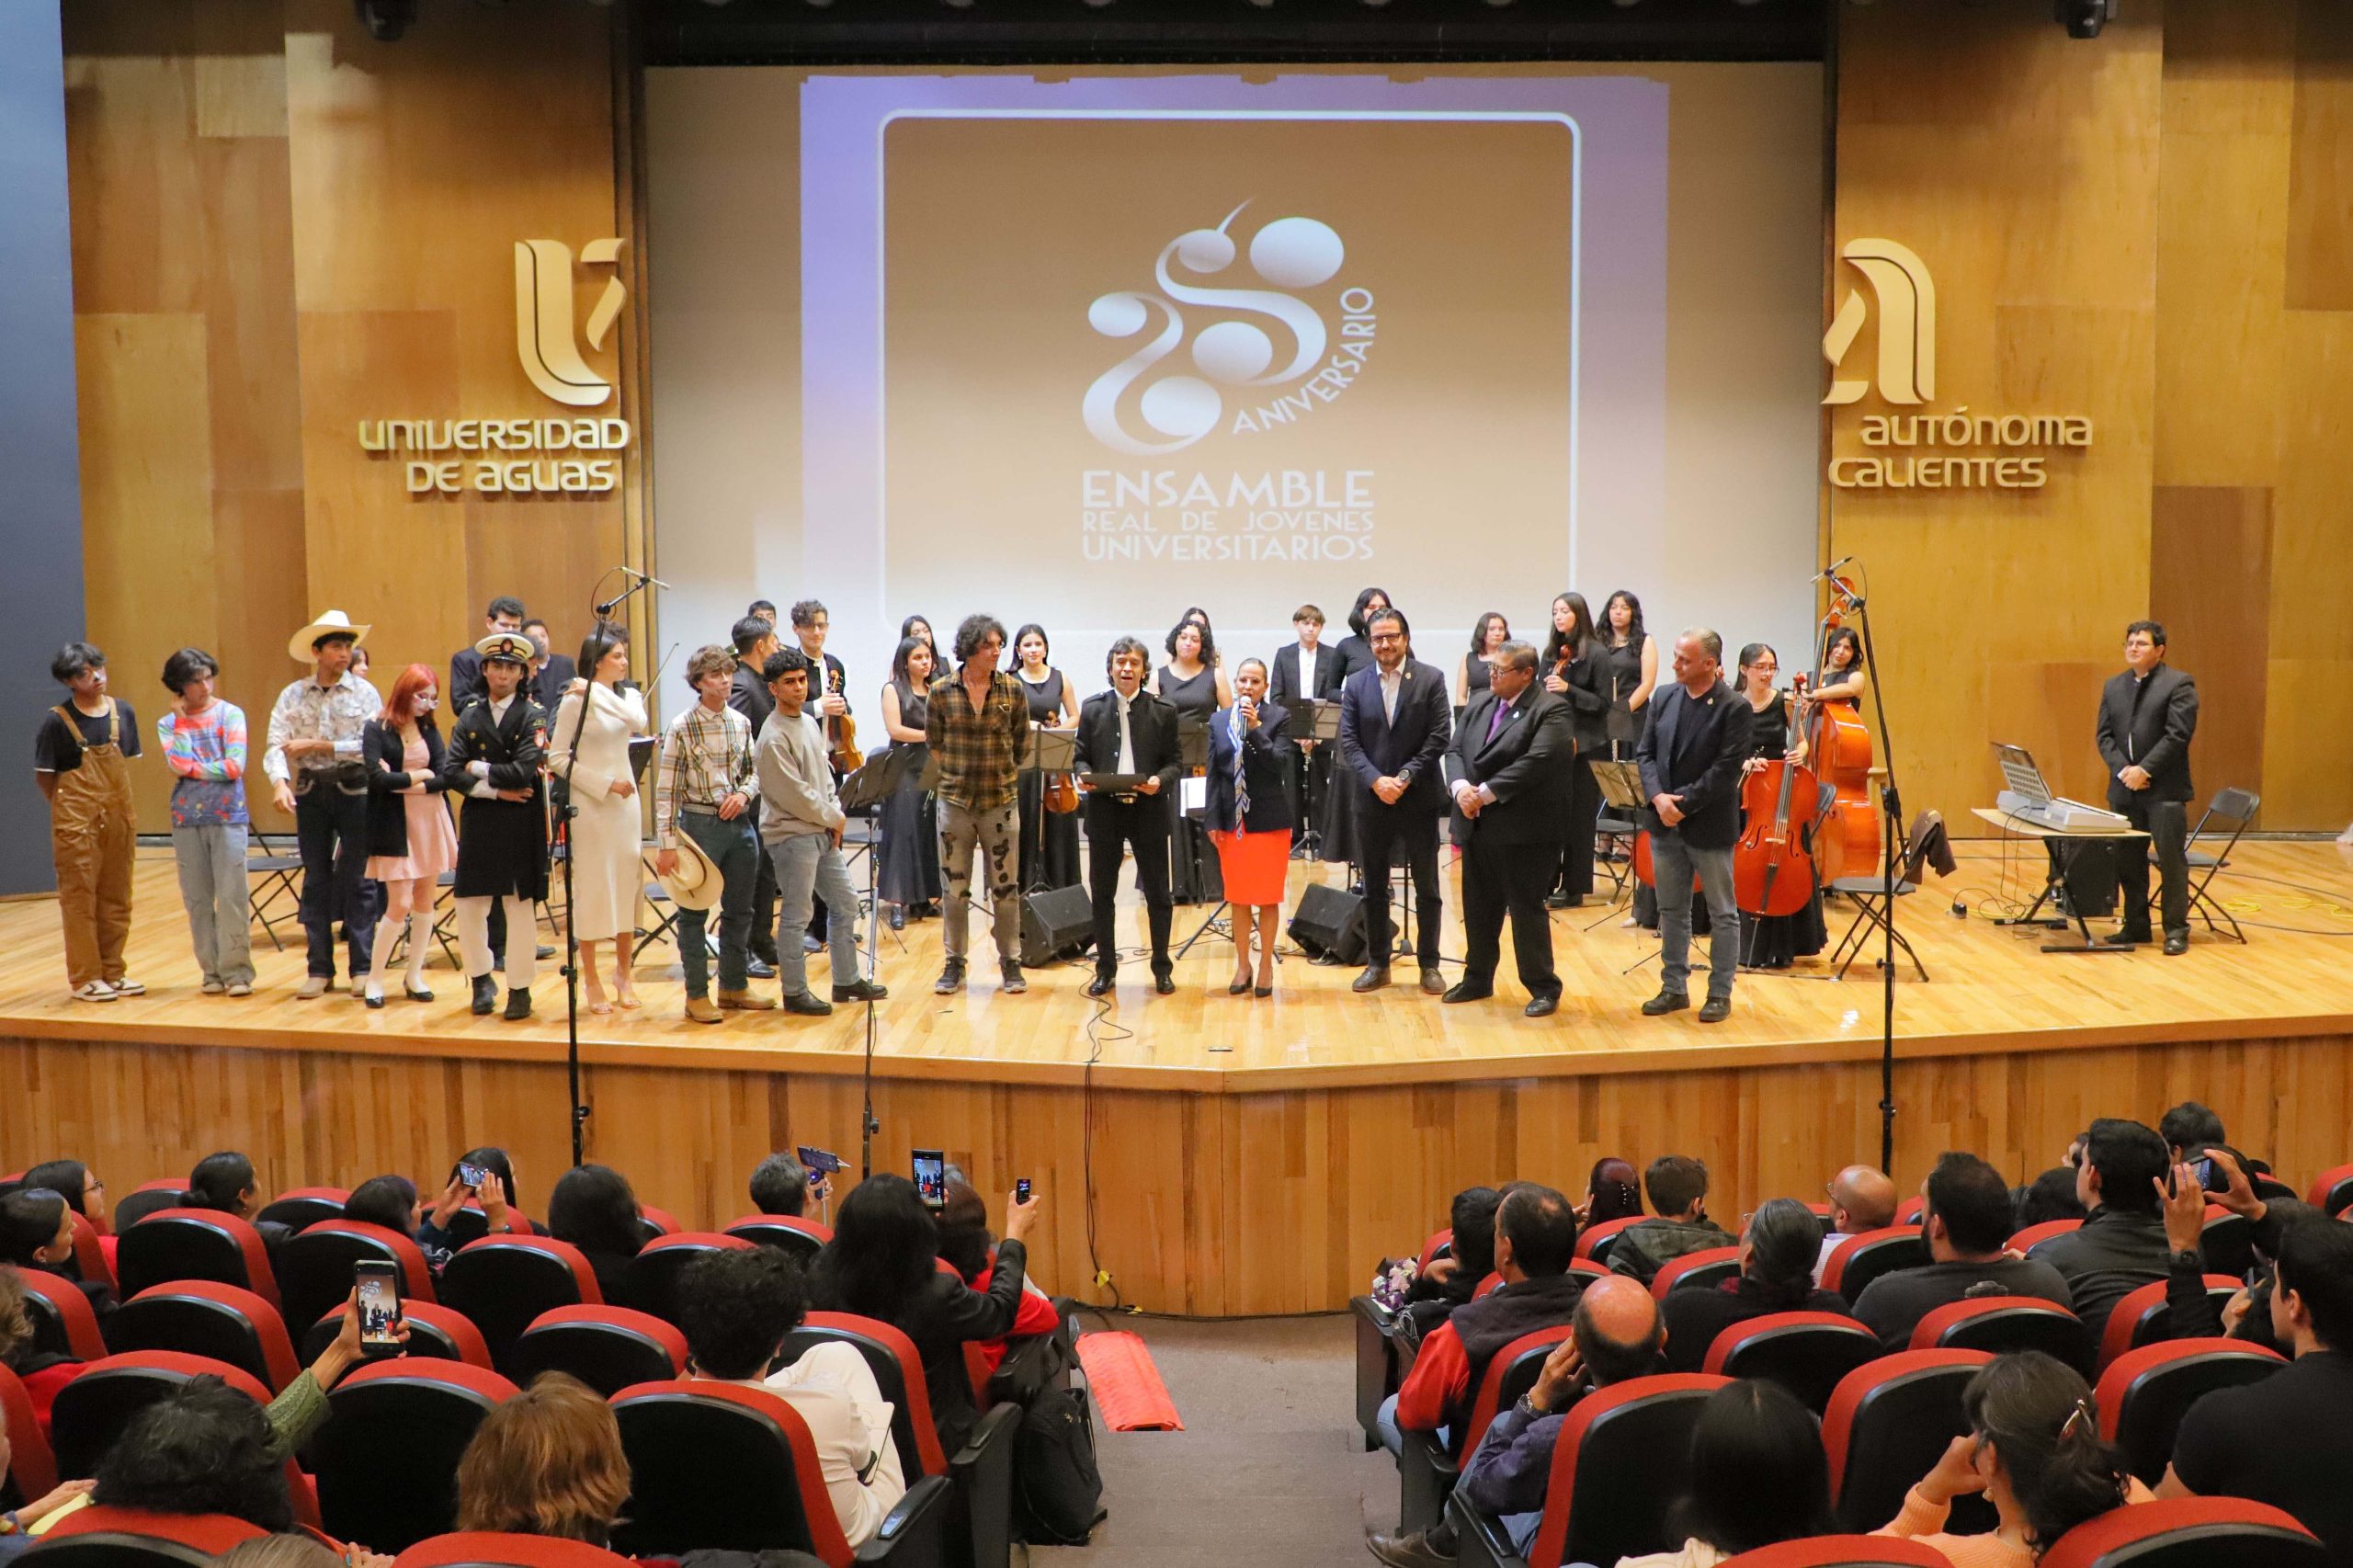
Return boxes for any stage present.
[3,838,2350,1314]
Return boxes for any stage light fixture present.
[353,0,415,40]
[2055,0,2116,38]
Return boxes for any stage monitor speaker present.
[1288,882,1367,965]
[1020,884,1095,967]
[2050,840,2120,917]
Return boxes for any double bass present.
[1733,676,1824,918]
[1800,591,1880,887]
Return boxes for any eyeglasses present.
[1370,632,1404,644]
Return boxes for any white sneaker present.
[225,981,253,997]
[108,977,146,996]
[200,978,226,995]
[71,981,118,1003]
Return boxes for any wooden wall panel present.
[2150,486,2271,791]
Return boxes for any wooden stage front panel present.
[2,842,2348,1314]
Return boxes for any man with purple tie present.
[1447,642,1574,1017]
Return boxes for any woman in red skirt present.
[1205,658,1295,997]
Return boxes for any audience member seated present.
[1876,1351,2147,1567]
[676,1246,907,1547]
[185,1152,295,1257]
[20,1162,108,1238]
[0,1264,85,1435]
[1853,1153,2075,1347]
[0,1187,117,1323]
[1400,1187,1503,1344]
[342,1175,427,1256]
[217,1533,387,1568]
[2158,1214,2353,1562]
[1816,1165,1899,1282]
[0,1470,97,1562]
[1385,1186,1584,1458]
[415,1149,520,1261]
[809,1173,1040,1454]
[749,1153,832,1219]
[1377,1275,1665,1568]
[1608,1157,1732,1286]
[453,1371,631,1549]
[2157,1101,2226,1166]
[2034,1119,2172,1337]
[1665,1198,1848,1373]
[546,1165,646,1310]
[1626,1380,1842,1568]
[2014,1167,2090,1231]
[933,1181,1060,1378]
[2178,1147,2323,1358]
[1582,1159,1643,1226]
[88,1374,298,1532]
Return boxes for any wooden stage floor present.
[3,839,2349,1092]
[4,840,2350,1314]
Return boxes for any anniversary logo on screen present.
[1079,202,1377,563]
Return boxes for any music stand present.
[1290,699,1341,861]
[1586,761,1646,926]
[1019,727,1078,893]
[835,745,915,1180]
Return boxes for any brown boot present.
[718,988,777,1011]
[685,996,722,1024]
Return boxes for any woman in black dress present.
[1601,589,1664,928]
[1540,593,1612,907]
[1011,623,1081,892]
[1320,585,1392,868]
[876,635,942,929]
[1153,618,1228,903]
[1733,642,1826,970]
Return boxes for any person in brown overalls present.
[33,642,142,1003]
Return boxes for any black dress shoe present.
[504,988,533,1021]
[1352,965,1391,993]
[2102,931,2144,948]
[1154,972,1176,995]
[1441,982,1493,1005]
[888,905,905,932]
[404,983,435,1003]
[1642,989,1689,1016]
[1254,984,1272,999]
[364,990,386,1010]
[746,956,779,980]
[1419,968,1447,995]
[1698,995,1732,1024]
[834,978,891,1003]
[1524,994,1560,1018]
[783,990,835,1017]
[1229,978,1251,995]
[2164,929,2189,956]
[1366,1528,1455,1568]
[471,975,498,1016]
[1086,971,1115,999]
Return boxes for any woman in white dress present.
[551,621,647,1014]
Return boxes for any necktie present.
[1229,703,1249,817]
[1487,701,1508,743]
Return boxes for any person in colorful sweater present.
[156,648,253,995]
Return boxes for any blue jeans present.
[768,831,859,997]
[676,810,757,997]
[1653,832,1739,1001]
[1375,1392,1447,1460]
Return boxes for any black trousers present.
[1556,755,1601,897]
[749,801,780,960]
[295,783,376,979]
[1464,832,1561,999]
[1086,794,1173,978]
[2118,794,2189,938]
[1358,799,1441,966]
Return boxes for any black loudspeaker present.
[2048,840,2120,917]
[1020,884,1096,967]
[1287,882,1367,965]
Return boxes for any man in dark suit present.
[728,614,784,974]
[1337,607,1451,994]
[449,595,526,712]
[523,617,576,712]
[1634,628,1751,1022]
[1073,636,1184,997]
[2097,619,2200,954]
[1446,642,1574,1017]
[1267,603,1344,850]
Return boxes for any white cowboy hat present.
[657,831,724,912]
[289,610,372,662]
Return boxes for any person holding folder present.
[1074,636,1182,998]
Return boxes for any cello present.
[1800,590,1880,888]
[1733,676,1823,919]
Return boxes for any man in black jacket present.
[1446,642,1574,1017]
[1337,608,1452,994]
[729,615,784,974]
[2035,1117,2174,1340]
[1268,603,1343,849]
[448,595,525,713]
[1851,1152,2076,1346]
[1634,628,1752,1022]
[1074,636,1183,997]
[2097,620,2199,954]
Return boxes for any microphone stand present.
[836,744,912,1180]
[555,567,657,1167]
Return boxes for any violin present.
[1733,680,1822,918]
[1800,585,1879,885]
[825,664,864,774]
[1044,769,1080,814]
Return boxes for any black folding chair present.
[1827,811,1948,983]
[246,829,305,952]
[2170,788,2256,944]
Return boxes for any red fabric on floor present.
[1076,1330,1183,1431]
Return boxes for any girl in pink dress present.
[362,665,460,1006]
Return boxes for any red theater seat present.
[256,1186,348,1234]
[109,1282,300,1392]
[636,1204,681,1242]
[1574,1216,1642,1265]
[0,1361,59,1498]
[109,1181,188,1236]
[277,1219,439,1341]
[2008,1219,2083,1257]
[2198,1207,2254,1278]
[1910,1296,2088,1370]
[510,1306,687,1398]
[66,1211,115,1292]
[1719,1538,1955,1567]
[304,1299,493,1369]
[723,1213,831,1260]
[1652,1246,1743,1301]
[17,1267,110,1362]
[1472,1270,1503,1301]
[2303,1163,2353,1218]
[35,1505,268,1568]
[1417,1229,1454,1272]
[116,1209,280,1311]
[394,1532,636,1568]
[2093,1337,2286,1486]
[47,1351,319,1528]
[440,1235,599,1372]
[2095,1275,2241,1371]
[1702,1312,1882,1413]
[2039,1495,2328,1567]
[624,1231,754,1326]
[1823,1348,1990,1534]
[1821,1229,1929,1302]
[1399,1326,1569,1534]
[1893,1196,1927,1226]
[313,1358,520,1552]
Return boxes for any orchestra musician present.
[1011,623,1081,892]
[1268,603,1343,853]
[1075,637,1183,997]
[1446,642,1573,1017]
[1540,592,1611,908]
[1733,643,1826,971]
[1319,586,1392,870]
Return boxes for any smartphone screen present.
[458,1162,491,1191]
[796,1145,844,1176]
[2194,1157,2222,1193]
[1017,1177,1031,1205]
[355,1261,403,1355]
[912,1148,946,1208]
